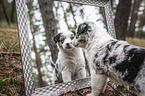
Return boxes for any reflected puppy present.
[73,22,145,96]
[53,31,86,84]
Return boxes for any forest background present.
[0,0,145,95]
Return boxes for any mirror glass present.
[26,1,106,88]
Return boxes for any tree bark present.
[38,0,58,63]
[60,2,70,30]
[0,0,10,25]
[138,8,145,38]
[69,3,77,28]
[32,33,46,87]
[127,0,142,38]
[114,0,132,40]
[0,4,2,22]
[99,7,106,27]
[11,0,15,23]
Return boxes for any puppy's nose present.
[66,43,70,46]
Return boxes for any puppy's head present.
[73,22,93,48]
[54,31,75,50]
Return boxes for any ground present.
[0,22,144,96]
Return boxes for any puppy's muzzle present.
[65,43,73,49]
[78,35,87,43]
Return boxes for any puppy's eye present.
[60,37,65,43]
[78,39,84,42]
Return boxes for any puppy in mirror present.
[73,22,145,96]
[53,31,86,84]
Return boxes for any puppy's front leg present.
[77,68,86,79]
[87,70,108,96]
[62,71,71,82]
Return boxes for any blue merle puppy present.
[73,22,145,96]
[53,31,86,84]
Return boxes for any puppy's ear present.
[53,33,61,43]
[77,23,89,35]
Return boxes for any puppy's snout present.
[65,42,73,49]
[77,35,86,43]
[66,43,70,46]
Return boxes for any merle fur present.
[93,40,145,83]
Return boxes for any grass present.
[0,21,17,29]
[0,21,145,95]
[0,21,24,96]
[126,38,145,48]
[0,21,20,52]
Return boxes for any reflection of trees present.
[27,1,46,88]
[38,0,58,63]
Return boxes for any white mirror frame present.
[15,0,115,95]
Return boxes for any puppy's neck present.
[59,47,78,53]
[86,26,115,50]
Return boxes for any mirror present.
[28,1,106,88]
[16,0,115,95]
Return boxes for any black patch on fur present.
[136,84,141,92]
[55,68,58,75]
[106,41,118,51]
[71,31,76,35]
[123,45,130,53]
[109,55,117,64]
[103,41,118,64]
[115,43,121,49]
[115,47,145,83]
[76,23,91,38]
[60,37,65,44]
[70,35,75,40]
[53,33,62,43]
[103,52,109,64]
[95,54,98,58]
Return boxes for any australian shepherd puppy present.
[53,31,86,84]
[73,22,145,96]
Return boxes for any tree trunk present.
[69,3,77,28]
[38,0,58,63]
[114,0,132,40]
[11,0,15,23]
[0,4,2,22]
[32,33,46,87]
[99,7,106,28]
[60,2,70,30]
[0,0,10,25]
[127,0,142,38]
[138,8,145,38]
